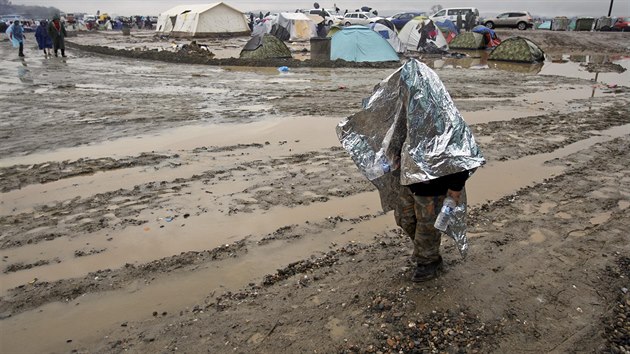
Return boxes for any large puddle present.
[426,50,629,84]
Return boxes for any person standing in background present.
[6,20,26,57]
[35,20,53,57]
[48,14,67,57]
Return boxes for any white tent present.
[156,2,250,37]
[369,23,405,53]
[398,19,449,52]
[274,12,317,41]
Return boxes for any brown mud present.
[0,29,629,354]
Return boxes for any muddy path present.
[0,31,629,354]
[88,135,630,353]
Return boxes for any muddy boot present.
[411,256,443,282]
[61,49,66,58]
[54,50,58,57]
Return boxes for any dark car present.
[613,17,630,31]
[387,12,425,30]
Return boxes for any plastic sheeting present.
[337,59,485,256]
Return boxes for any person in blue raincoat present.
[6,20,25,57]
[35,20,53,57]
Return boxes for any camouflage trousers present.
[394,187,445,265]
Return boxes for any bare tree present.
[430,4,443,14]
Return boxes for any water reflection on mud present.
[421,50,629,87]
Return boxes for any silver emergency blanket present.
[336,59,485,257]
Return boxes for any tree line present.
[0,0,61,19]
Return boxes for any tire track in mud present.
[0,147,373,249]
[2,101,627,249]
[0,152,173,193]
[472,103,629,162]
[0,213,381,317]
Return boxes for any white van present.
[430,7,479,24]
[308,8,343,25]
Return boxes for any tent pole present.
[607,0,614,17]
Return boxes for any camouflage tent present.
[240,34,292,59]
[552,16,570,31]
[488,36,544,63]
[572,17,594,31]
[449,32,485,49]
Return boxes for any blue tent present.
[436,19,459,35]
[331,25,399,62]
[472,25,497,38]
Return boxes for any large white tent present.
[156,2,250,37]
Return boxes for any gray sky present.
[10,0,629,17]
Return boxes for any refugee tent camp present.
[240,33,292,59]
[369,22,405,53]
[489,36,545,63]
[448,32,485,49]
[398,18,449,53]
[271,12,317,41]
[330,25,399,62]
[156,2,250,37]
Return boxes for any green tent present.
[240,34,292,60]
[573,17,594,31]
[449,32,485,49]
[489,36,545,63]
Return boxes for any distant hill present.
[0,0,61,19]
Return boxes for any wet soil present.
[0,30,629,354]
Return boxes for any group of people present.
[457,10,478,32]
[5,15,67,58]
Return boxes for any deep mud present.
[0,30,629,354]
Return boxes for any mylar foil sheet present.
[337,59,485,257]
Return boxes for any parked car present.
[613,17,630,31]
[308,8,343,25]
[342,12,383,26]
[387,12,425,30]
[430,7,479,24]
[484,12,533,30]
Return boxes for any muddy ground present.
[0,29,629,353]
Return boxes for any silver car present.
[484,12,534,30]
[342,12,382,26]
